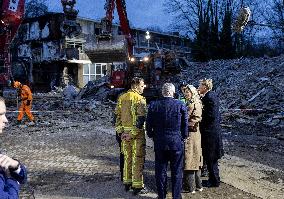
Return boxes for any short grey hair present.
[162,83,175,97]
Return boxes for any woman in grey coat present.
[182,85,203,193]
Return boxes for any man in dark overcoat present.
[198,79,224,187]
[146,83,188,199]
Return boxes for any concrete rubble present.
[177,55,284,140]
[4,55,283,199]
[37,54,283,141]
[57,55,283,140]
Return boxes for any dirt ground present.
[0,99,283,199]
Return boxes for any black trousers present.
[183,170,202,192]
[206,159,220,186]
[116,133,124,181]
[155,150,183,199]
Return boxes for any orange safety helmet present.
[13,81,22,88]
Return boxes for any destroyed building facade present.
[13,13,191,91]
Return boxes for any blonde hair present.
[199,78,213,91]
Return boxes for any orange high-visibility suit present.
[13,81,34,122]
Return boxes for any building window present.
[66,42,84,53]
[83,63,107,85]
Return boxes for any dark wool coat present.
[0,164,27,198]
[200,91,224,162]
[146,97,188,151]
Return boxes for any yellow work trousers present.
[18,101,34,122]
[122,137,146,189]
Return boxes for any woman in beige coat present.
[182,84,203,193]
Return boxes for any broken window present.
[66,41,84,53]
[83,63,107,85]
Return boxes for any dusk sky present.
[47,0,173,30]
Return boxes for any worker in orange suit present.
[13,81,34,124]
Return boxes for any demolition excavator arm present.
[0,0,25,87]
[102,0,134,58]
[0,0,80,92]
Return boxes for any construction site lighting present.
[145,31,151,40]
[130,57,135,62]
[143,56,149,62]
[145,31,151,49]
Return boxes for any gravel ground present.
[0,102,282,198]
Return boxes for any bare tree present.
[25,0,48,18]
[258,0,284,50]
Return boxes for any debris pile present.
[32,84,115,124]
[30,55,283,140]
[33,92,63,110]
[63,84,79,107]
[76,76,111,101]
[179,55,284,139]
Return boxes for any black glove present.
[116,133,122,143]
[136,116,145,129]
[189,123,198,132]
[26,100,31,106]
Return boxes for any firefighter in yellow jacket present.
[13,81,34,124]
[115,77,147,195]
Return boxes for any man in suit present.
[146,83,188,199]
[198,78,224,187]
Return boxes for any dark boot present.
[124,184,132,192]
[133,187,149,195]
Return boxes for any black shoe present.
[124,184,132,192]
[201,169,208,177]
[209,183,220,187]
[203,181,220,187]
[133,187,149,195]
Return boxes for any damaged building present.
[13,12,191,91]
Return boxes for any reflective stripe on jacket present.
[115,89,147,138]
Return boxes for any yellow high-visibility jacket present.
[115,89,147,139]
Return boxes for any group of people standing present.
[115,77,224,199]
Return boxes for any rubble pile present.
[32,55,283,139]
[76,76,111,101]
[179,55,284,138]
[33,92,64,110]
[32,89,115,124]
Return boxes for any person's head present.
[161,83,175,98]
[179,81,187,95]
[0,97,8,134]
[198,78,213,95]
[13,81,22,89]
[131,77,145,94]
[183,84,199,100]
